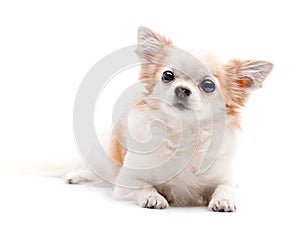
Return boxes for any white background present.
[1,0,300,228]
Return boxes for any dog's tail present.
[30,128,122,185]
[37,160,83,178]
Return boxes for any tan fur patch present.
[108,123,127,165]
[200,55,243,129]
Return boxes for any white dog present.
[66,26,273,212]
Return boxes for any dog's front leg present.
[208,184,237,212]
[112,165,169,209]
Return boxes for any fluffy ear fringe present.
[223,59,273,108]
[237,60,273,89]
[135,26,173,63]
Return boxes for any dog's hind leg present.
[65,167,99,184]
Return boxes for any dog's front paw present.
[139,194,169,209]
[209,199,236,212]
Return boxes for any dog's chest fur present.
[157,116,236,206]
[125,106,237,206]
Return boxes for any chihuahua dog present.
[66,26,273,212]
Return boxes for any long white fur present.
[65,27,273,212]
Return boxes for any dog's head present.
[136,26,273,123]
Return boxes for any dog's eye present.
[201,79,215,93]
[162,71,174,83]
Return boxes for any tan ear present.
[135,26,173,63]
[234,60,273,90]
[224,59,273,107]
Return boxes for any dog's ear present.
[223,59,273,107]
[136,26,173,63]
[227,59,273,90]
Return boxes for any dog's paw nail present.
[65,171,84,184]
[66,178,79,184]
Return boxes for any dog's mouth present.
[173,102,189,110]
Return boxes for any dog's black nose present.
[175,86,191,99]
